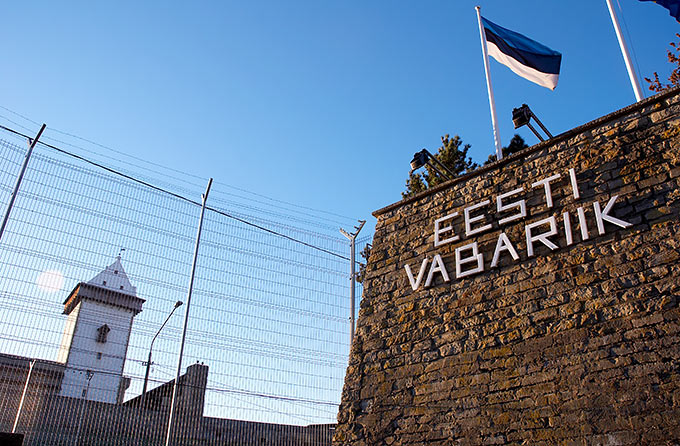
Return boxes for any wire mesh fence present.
[0,124,370,445]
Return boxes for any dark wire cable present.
[0,124,356,262]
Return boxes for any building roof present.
[124,363,208,411]
[87,256,137,296]
[62,257,145,315]
[0,352,66,372]
[63,283,145,315]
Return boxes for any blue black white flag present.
[639,0,680,21]
[481,16,562,90]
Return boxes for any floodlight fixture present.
[512,104,532,129]
[512,104,553,142]
[410,150,429,172]
[409,149,455,180]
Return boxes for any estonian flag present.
[482,16,562,90]
[639,0,680,21]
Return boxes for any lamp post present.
[142,301,183,400]
[73,370,94,446]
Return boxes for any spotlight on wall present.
[410,150,429,172]
[512,104,553,142]
[409,149,455,180]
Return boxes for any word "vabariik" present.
[404,168,632,291]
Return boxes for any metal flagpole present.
[0,124,46,243]
[340,220,365,345]
[165,178,212,446]
[475,6,503,160]
[12,360,35,433]
[605,0,644,102]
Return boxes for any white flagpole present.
[605,0,644,102]
[475,6,503,160]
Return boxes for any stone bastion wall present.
[335,89,680,446]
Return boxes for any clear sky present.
[2,0,678,228]
[1,1,678,429]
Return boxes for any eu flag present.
[639,0,680,21]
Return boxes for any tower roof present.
[87,256,137,296]
[62,256,144,315]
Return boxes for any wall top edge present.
[373,86,680,218]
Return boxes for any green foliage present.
[645,33,680,92]
[403,172,427,198]
[402,135,477,199]
[357,243,372,284]
[483,134,529,165]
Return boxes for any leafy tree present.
[402,134,477,198]
[483,134,529,165]
[645,33,680,92]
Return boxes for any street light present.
[142,301,183,400]
[74,370,94,446]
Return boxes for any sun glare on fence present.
[0,128,370,445]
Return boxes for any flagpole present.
[475,6,503,160]
[605,0,644,102]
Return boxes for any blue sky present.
[0,0,678,427]
[0,132,355,424]
[2,0,678,227]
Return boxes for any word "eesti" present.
[404,168,632,291]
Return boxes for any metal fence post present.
[0,124,46,243]
[12,360,35,433]
[340,220,365,345]
[165,178,212,446]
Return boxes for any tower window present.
[120,285,124,290]
[103,281,107,285]
[96,324,110,343]
[97,352,102,360]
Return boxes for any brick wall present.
[335,89,680,445]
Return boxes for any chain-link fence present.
[0,124,370,445]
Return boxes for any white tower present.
[57,256,145,404]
